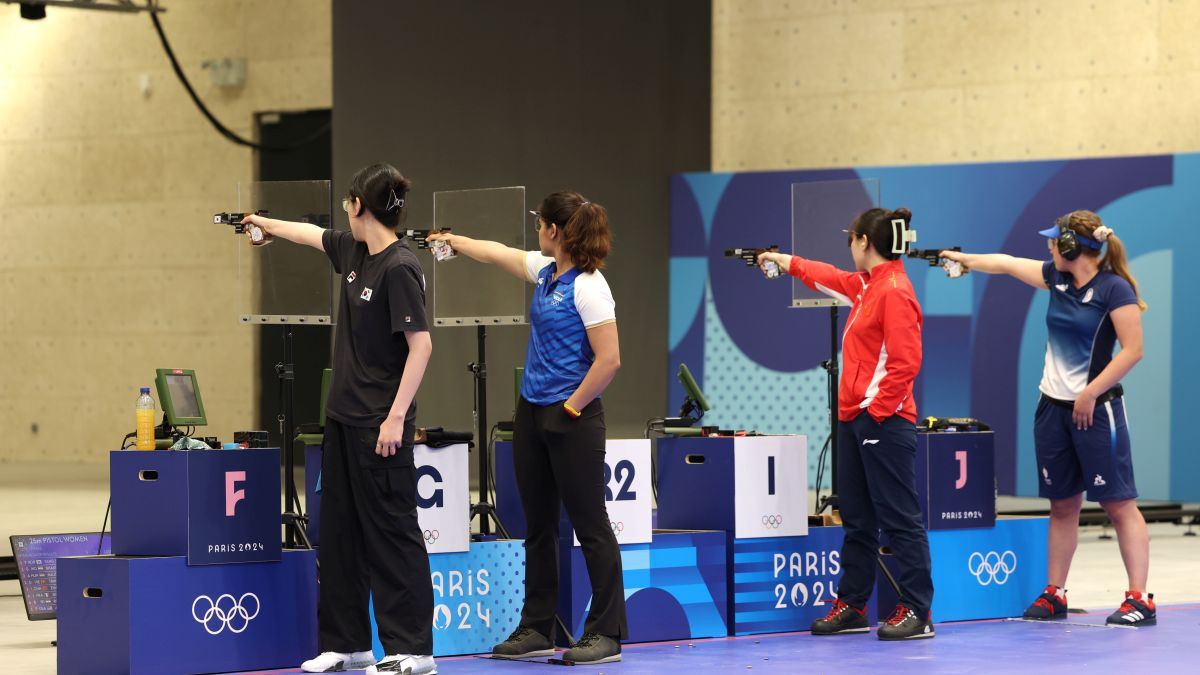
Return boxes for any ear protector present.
[1052,214,1103,261]
[1055,215,1083,261]
[845,213,917,257]
[891,217,917,256]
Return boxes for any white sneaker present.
[366,654,437,675]
[301,650,376,672]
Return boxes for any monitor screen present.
[155,368,207,426]
[9,533,111,621]
[166,374,202,419]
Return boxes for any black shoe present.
[1023,585,1068,620]
[1106,592,1157,627]
[563,632,621,665]
[811,599,869,635]
[491,626,555,660]
[877,604,935,641]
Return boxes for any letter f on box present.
[226,471,247,516]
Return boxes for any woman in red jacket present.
[758,207,934,640]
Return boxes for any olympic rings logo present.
[610,521,625,535]
[967,551,1017,586]
[192,593,260,635]
[424,529,440,544]
[761,514,784,528]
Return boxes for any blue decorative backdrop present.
[567,530,728,643]
[670,154,1198,500]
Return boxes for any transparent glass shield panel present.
[432,186,527,326]
[236,180,334,325]
[791,178,880,307]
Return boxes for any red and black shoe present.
[1106,591,1156,627]
[811,598,869,635]
[877,603,934,640]
[1023,585,1068,620]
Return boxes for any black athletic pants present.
[836,412,934,619]
[318,418,433,655]
[514,397,628,640]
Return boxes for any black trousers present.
[318,418,433,655]
[514,397,628,640]
[836,412,934,618]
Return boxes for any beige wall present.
[0,0,330,462]
[714,0,1200,171]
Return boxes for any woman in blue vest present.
[428,192,626,664]
[943,210,1152,626]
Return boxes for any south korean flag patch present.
[360,287,373,301]
[346,271,357,283]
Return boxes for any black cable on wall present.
[150,11,329,152]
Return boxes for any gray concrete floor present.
[2,461,1198,674]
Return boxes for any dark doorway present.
[255,109,333,456]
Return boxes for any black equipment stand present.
[468,325,509,539]
[278,325,313,550]
[818,305,840,514]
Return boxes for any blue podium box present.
[876,516,1049,622]
[655,436,809,539]
[650,437,737,533]
[915,431,996,530]
[561,529,728,644]
[110,449,282,564]
[370,539,527,658]
[57,549,317,675]
[731,527,876,636]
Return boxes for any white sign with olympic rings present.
[415,443,470,554]
[734,436,808,539]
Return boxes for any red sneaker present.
[1106,591,1156,627]
[810,598,868,635]
[1023,585,1068,620]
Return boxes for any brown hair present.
[847,207,912,261]
[537,191,612,273]
[1061,210,1147,311]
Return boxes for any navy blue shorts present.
[1034,394,1137,502]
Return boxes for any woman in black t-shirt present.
[242,164,435,675]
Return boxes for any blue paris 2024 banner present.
[670,154,1200,501]
[731,526,871,636]
[371,540,526,658]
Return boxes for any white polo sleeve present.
[524,251,554,283]
[574,271,616,328]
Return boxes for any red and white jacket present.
[789,257,922,424]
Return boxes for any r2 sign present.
[573,439,651,546]
[603,459,638,502]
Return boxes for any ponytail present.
[1063,210,1147,312]
[537,191,612,273]
[1101,234,1148,312]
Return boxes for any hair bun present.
[891,207,912,223]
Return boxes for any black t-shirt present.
[322,229,429,436]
